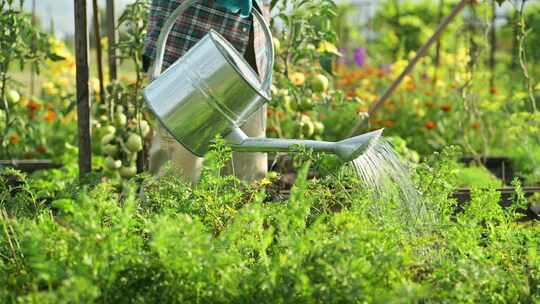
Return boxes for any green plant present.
[0,0,60,158]
[93,0,151,178]
[1,140,540,303]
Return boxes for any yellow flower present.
[42,81,57,96]
[361,78,371,88]
[392,60,408,78]
[317,41,342,56]
[289,72,306,86]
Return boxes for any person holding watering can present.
[143,0,271,183]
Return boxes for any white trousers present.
[148,106,268,184]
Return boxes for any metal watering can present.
[144,0,382,163]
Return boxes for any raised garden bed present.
[0,159,63,174]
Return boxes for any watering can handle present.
[150,0,274,93]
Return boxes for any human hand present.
[215,0,253,18]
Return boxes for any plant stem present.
[515,0,536,112]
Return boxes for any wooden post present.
[92,0,105,102]
[489,0,497,88]
[434,0,444,68]
[30,0,36,96]
[106,0,117,81]
[74,0,92,178]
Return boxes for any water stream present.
[351,137,437,230]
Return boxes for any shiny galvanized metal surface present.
[144,0,274,157]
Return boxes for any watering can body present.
[143,0,382,163]
[144,30,270,157]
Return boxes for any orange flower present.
[9,133,19,145]
[424,91,434,97]
[26,100,40,112]
[425,121,436,130]
[441,105,452,112]
[45,110,56,122]
[346,91,357,98]
[472,122,481,129]
[36,145,47,153]
[489,87,499,95]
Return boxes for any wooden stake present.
[74,0,92,178]
[92,0,105,102]
[106,0,117,81]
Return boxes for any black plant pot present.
[459,156,514,184]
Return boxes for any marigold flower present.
[441,105,452,112]
[472,122,481,129]
[317,41,342,56]
[9,133,19,145]
[27,100,40,111]
[347,91,357,98]
[36,145,47,153]
[289,72,306,86]
[45,110,57,122]
[425,121,436,130]
[489,87,499,95]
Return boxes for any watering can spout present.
[226,127,383,162]
[334,129,383,162]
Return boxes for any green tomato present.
[120,165,137,178]
[105,157,122,170]
[102,125,116,135]
[6,90,20,104]
[115,113,127,127]
[282,95,293,112]
[300,114,315,138]
[298,97,314,112]
[101,133,115,146]
[126,133,143,152]
[310,74,329,93]
[302,121,315,138]
[102,144,119,156]
[139,120,151,137]
[314,121,325,135]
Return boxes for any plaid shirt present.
[144,0,269,78]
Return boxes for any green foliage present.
[1,145,539,303]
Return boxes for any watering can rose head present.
[215,0,253,18]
